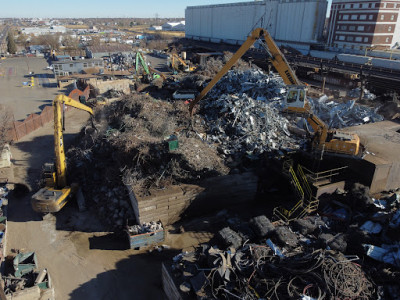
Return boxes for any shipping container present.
[185,0,327,50]
[337,54,370,65]
[371,57,400,70]
[310,50,337,60]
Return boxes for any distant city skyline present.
[1,0,332,18]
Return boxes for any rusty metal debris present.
[170,243,375,299]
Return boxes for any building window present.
[345,4,351,8]
[386,37,390,42]
[360,46,364,50]
[364,37,369,42]
[335,35,338,40]
[343,15,349,20]
[369,15,373,20]
[340,25,347,30]
[59,65,63,70]
[83,63,88,68]
[360,15,367,20]
[367,26,372,31]
[357,26,364,31]
[389,26,392,32]
[355,37,362,42]
[349,26,356,31]
[369,3,372,8]
[69,64,73,68]
[54,65,59,70]
[391,15,395,21]
[337,25,340,30]
[347,36,354,42]
[339,15,342,20]
[381,15,385,20]
[362,3,368,8]
[351,45,355,49]
[351,15,358,20]
[375,3,379,8]
[339,35,345,41]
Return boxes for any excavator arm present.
[149,66,166,81]
[189,28,300,115]
[187,28,361,156]
[32,94,93,213]
[136,52,151,75]
[54,94,93,188]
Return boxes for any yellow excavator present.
[31,94,94,213]
[189,28,360,156]
[168,53,196,74]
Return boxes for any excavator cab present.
[284,86,307,109]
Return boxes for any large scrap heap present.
[68,57,385,229]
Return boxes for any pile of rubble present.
[126,221,163,236]
[348,87,377,101]
[2,252,54,299]
[164,184,400,299]
[69,65,387,229]
[309,95,384,128]
[106,53,135,71]
[170,245,375,299]
[68,94,229,228]
[202,93,299,156]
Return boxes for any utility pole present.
[359,67,365,102]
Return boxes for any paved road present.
[0,57,59,120]
[0,25,10,53]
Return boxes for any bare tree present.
[37,34,61,52]
[62,36,80,56]
[0,105,14,150]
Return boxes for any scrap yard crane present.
[168,53,196,74]
[189,28,361,157]
[135,51,166,82]
[31,95,94,213]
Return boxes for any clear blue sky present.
[1,0,333,18]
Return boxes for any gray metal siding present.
[186,0,327,48]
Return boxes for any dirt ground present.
[7,106,214,299]
[0,57,58,120]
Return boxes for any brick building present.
[327,0,400,51]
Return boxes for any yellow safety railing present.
[273,161,320,222]
[297,165,312,198]
[289,166,304,200]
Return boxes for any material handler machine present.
[31,95,93,213]
[189,28,361,157]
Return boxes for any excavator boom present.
[32,94,93,213]
[188,27,361,156]
[189,28,300,115]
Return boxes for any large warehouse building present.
[185,0,328,52]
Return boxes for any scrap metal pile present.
[126,221,163,235]
[309,95,384,129]
[166,185,400,299]
[171,245,375,299]
[348,87,377,101]
[106,53,135,71]
[68,94,229,229]
[2,252,53,298]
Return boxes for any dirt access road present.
[7,108,167,299]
